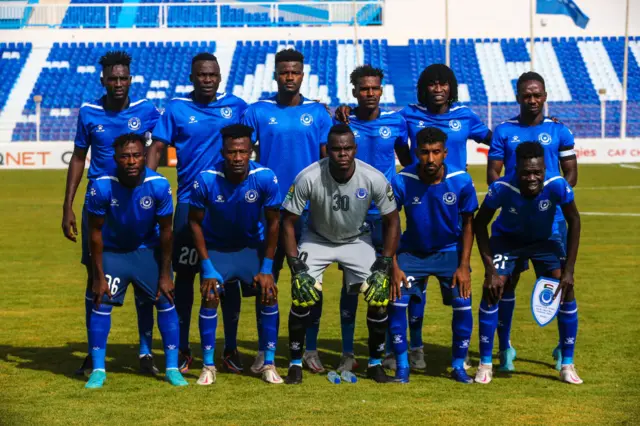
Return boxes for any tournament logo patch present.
[538,199,551,211]
[449,119,462,132]
[140,195,154,210]
[221,107,233,119]
[285,185,295,201]
[379,126,392,139]
[538,132,552,145]
[386,184,394,202]
[355,188,368,199]
[300,113,314,126]
[443,192,457,205]
[128,117,141,131]
[245,189,259,203]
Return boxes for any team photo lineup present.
[59,46,585,389]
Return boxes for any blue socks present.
[339,284,358,354]
[408,295,425,349]
[389,296,410,369]
[305,292,322,351]
[221,281,241,353]
[451,297,473,369]
[478,299,499,365]
[497,290,516,352]
[199,307,218,366]
[157,303,180,370]
[174,272,196,353]
[558,300,578,365]
[259,304,279,365]
[135,297,154,357]
[88,304,113,371]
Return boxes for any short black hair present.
[99,51,131,72]
[517,71,546,93]
[416,127,448,147]
[112,132,145,150]
[350,65,384,87]
[275,48,304,64]
[417,64,458,105]
[220,123,254,142]
[515,141,545,165]
[327,124,354,145]
[192,52,218,65]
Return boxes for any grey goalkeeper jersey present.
[283,158,396,244]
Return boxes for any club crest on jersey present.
[379,126,392,139]
[300,113,314,126]
[140,196,154,210]
[128,117,141,131]
[188,116,198,124]
[355,188,368,199]
[443,192,457,205]
[538,199,551,211]
[245,189,259,203]
[538,133,552,145]
[449,119,462,132]
[221,107,233,119]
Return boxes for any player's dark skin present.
[189,136,280,309]
[89,140,174,308]
[147,59,221,170]
[474,156,580,306]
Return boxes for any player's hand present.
[92,275,111,308]
[288,254,321,307]
[483,273,504,305]
[62,207,78,242]
[452,265,472,299]
[390,265,407,302]
[157,274,175,305]
[555,269,574,303]
[334,105,352,124]
[363,257,393,307]
[254,272,278,305]
[201,278,221,302]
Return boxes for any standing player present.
[487,72,578,372]
[84,133,186,388]
[241,48,332,373]
[61,51,161,376]
[281,124,401,384]
[332,65,411,373]
[148,53,248,374]
[188,124,283,385]
[474,141,582,385]
[389,127,477,384]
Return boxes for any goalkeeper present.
[389,127,478,384]
[281,124,400,384]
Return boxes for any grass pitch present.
[1,164,639,425]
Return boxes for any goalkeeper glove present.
[288,253,321,308]
[362,256,392,307]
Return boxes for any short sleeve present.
[241,106,260,144]
[155,180,174,217]
[483,182,502,210]
[391,173,406,211]
[557,178,574,205]
[459,177,479,214]
[282,174,311,215]
[558,125,575,150]
[316,107,332,146]
[394,117,409,150]
[234,98,249,122]
[260,170,282,208]
[189,174,209,209]
[86,181,108,216]
[487,127,506,161]
[145,104,162,133]
[74,111,90,150]
[372,174,397,216]
[151,103,175,146]
[468,109,490,142]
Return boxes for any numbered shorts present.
[100,247,171,306]
[490,237,565,277]
[206,246,265,297]
[299,230,376,287]
[172,202,199,275]
[397,250,461,306]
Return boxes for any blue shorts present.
[490,237,565,277]
[100,247,171,306]
[206,246,266,297]
[81,201,90,266]
[397,250,461,306]
[172,202,199,275]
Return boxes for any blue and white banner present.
[531,277,562,327]
[537,0,589,29]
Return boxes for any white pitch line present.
[620,164,640,170]
[581,212,640,217]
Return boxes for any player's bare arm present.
[157,214,175,304]
[381,210,401,300]
[189,207,219,303]
[62,146,88,242]
[254,207,280,305]
[480,130,493,146]
[88,214,110,307]
[560,151,578,187]
[453,212,474,299]
[474,203,505,304]
[146,139,166,171]
[556,200,581,301]
[282,210,300,259]
[395,144,413,167]
[487,159,503,185]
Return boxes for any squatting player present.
[149,52,248,373]
[281,124,401,384]
[474,141,582,385]
[62,51,161,376]
[487,71,578,372]
[188,124,283,385]
[242,48,332,373]
[389,127,477,384]
[84,133,186,388]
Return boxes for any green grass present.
[1,165,639,425]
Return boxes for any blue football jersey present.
[75,98,160,180]
[484,175,574,243]
[400,103,489,169]
[241,95,332,197]
[86,168,173,251]
[489,116,575,178]
[152,92,248,203]
[190,161,282,250]
[392,165,478,253]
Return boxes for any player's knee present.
[549,268,562,280]
[201,299,219,309]
[289,305,310,331]
[366,306,388,333]
[563,287,575,302]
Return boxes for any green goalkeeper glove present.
[288,254,321,308]
[362,256,392,307]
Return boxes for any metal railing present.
[0,1,383,29]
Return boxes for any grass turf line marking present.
[620,164,640,170]
[581,212,640,217]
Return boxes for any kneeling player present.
[281,124,401,384]
[189,124,283,385]
[473,141,582,385]
[390,127,477,384]
[85,133,186,389]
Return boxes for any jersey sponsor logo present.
[188,116,198,124]
[538,132,552,145]
[417,120,425,128]
[221,107,233,119]
[355,188,368,199]
[110,198,119,207]
[353,130,360,138]
[386,184,394,202]
[379,126,392,139]
[412,196,421,205]
[268,117,278,125]
[538,199,551,211]
[245,189,259,203]
[128,117,141,131]
[215,194,225,203]
[300,113,314,126]
[511,135,520,143]
[508,207,518,215]
[140,195,154,209]
[443,192,457,205]
[95,124,105,133]
[449,119,462,132]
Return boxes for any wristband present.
[260,257,274,275]
[201,258,219,279]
